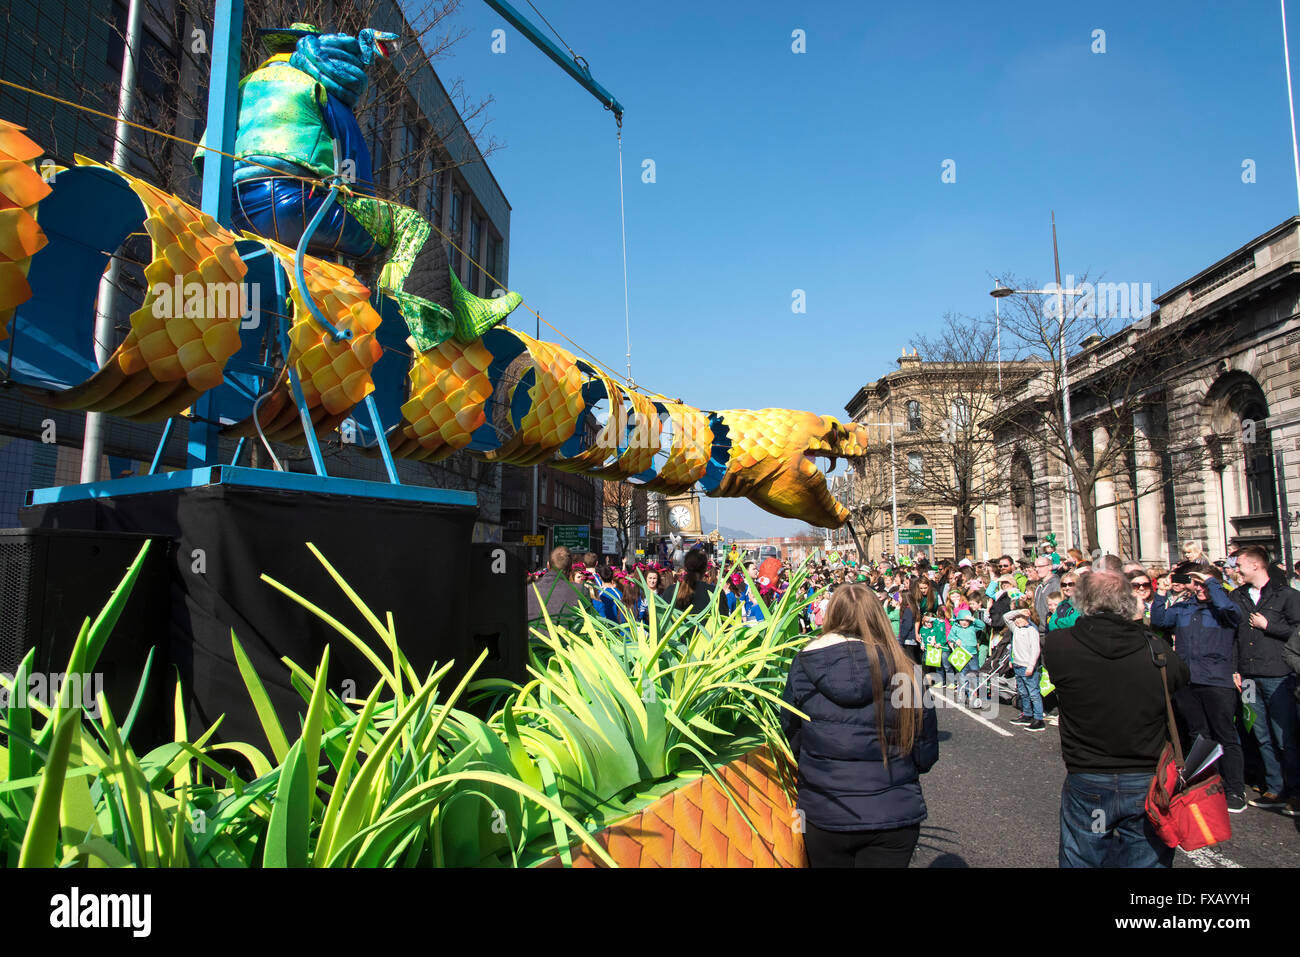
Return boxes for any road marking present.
[929,689,1014,737]
[1181,845,1243,868]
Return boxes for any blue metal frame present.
[148,418,175,475]
[268,252,329,477]
[363,394,400,484]
[27,466,475,508]
[482,0,624,120]
[190,0,245,468]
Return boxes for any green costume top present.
[233,54,335,182]
[196,53,335,184]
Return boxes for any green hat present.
[259,23,320,53]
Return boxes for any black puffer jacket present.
[781,635,939,832]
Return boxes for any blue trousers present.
[1246,673,1300,796]
[1014,664,1043,720]
[1059,772,1173,868]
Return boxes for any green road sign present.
[553,525,590,551]
[897,527,934,546]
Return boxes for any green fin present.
[449,269,521,342]
[392,292,455,352]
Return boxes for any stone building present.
[841,350,1012,561]
[989,217,1300,567]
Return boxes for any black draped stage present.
[22,475,523,754]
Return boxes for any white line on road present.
[1181,845,1243,868]
[929,688,1014,737]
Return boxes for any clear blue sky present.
[406,0,1299,536]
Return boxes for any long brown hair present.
[821,583,920,762]
[674,550,709,610]
[909,577,938,615]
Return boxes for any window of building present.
[449,188,464,274]
[908,452,924,491]
[1242,399,1277,516]
[366,100,387,191]
[541,479,547,506]
[469,215,484,293]
[952,397,970,429]
[397,114,419,207]
[906,400,922,432]
[487,235,503,292]
[427,165,443,227]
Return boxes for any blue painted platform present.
[26,466,477,509]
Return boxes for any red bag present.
[1144,646,1231,850]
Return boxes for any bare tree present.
[602,480,645,560]
[839,459,895,558]
[986,273,1234,555]
[905,313,1015,558]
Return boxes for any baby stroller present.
[975,638,1017,706]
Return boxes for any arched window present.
[905,512,928,526]
[952,397,971,429]
[906,400,922,432]
[1010,452,1036,542]
[1241,398,1276,516]
[907,452,924,491]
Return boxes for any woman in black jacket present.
[781,583,940,867]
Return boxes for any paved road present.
[911,687,1300,868]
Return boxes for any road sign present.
[601,527,618,553]
[553,525,590,551]
[522,534,545,547]
[897,527,934,546]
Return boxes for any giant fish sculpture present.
[0,113,867,527]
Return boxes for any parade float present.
[0,6,863,866]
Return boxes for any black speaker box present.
[0,528,172,746]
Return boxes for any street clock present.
[663,494,701,534]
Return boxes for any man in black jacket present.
[1230,545,1300,812]
[1044,570,1189,868]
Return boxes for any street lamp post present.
[991,282,1085,552]
[993,282,1003,394]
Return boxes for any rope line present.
[525,0,579,61]
[617,125,632,389]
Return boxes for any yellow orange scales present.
[0,120,51,342]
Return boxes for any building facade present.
[989,217,1300,568]
[840,351,1009,562]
